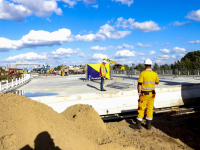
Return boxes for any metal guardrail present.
[0,74,31,93]
[111,69,200,77]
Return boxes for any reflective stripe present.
[143,81,155,83]
[142,87,155,90]
[146,117,153,120]
[137,117,143,121]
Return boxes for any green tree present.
[0,67,5,71]
[160,64,170,70]
[54,65,64,70]
[153,63,160,70]
[124,64,129,70]
[134,63,145,71]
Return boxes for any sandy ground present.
[0,93,200,150]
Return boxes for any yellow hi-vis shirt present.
[99,64,106,77]
[138,69,159,91]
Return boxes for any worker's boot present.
[146,120,152,130]
[130,120,142,129]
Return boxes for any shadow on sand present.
[20,131,61,150]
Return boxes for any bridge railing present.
[0,74,31,93]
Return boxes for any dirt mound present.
[61,104,109,144]
[0,93,196,150]
[0,93,97,150]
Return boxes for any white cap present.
[144,58,152,65]
[102,60,106,63]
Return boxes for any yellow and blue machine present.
[86,64,110,80]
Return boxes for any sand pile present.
[0,93,196,150]
[0,93,98,150]
[0,93,133,150]
[61,104,110,144]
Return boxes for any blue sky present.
[0,0,200,68]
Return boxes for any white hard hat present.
[102,60,106,63]
[144,58,152,65]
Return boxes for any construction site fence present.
[110,69,200,77]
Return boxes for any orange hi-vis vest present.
[138,69,159,91]
[99,64,106,77]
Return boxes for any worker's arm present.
[137,83,142,93]
[137,72,143,96]
[155,73,159,85]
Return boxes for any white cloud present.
[149,50,156,55]
[62,0,97,8]
[0,28,73,51]
[51,48,77,55]
[114,50,144,58]
[78,52,87,57]
[75,33,105,41]
[49,48,78,58]
[122,43,134,49]
[178,54,185,58]
[114,50,135,58]
[0,0,62,21]
[91,4,98,8]
[162,42,171,46]
[92,53,107,60]
[76,24,131,41]
[116,43,134,49]
[133,21,161,32]
[89,45,107,51]
[171,21,190,26]
[4,52,47,61]
[112,0,133,6]
[137,42,151,48]
[188,40,200,44]
[160,49,171,54]
[171,55,176,59]
[0,38,23,51]
[116,17,161,32]
[21,28,73,46]
[186,9,200,22]
[62,0,77,7]
[155,55,170,60]
[171,47,186,53]
[98,24,131,39]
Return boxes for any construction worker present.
[46,69,49,77]
[134,58,159,130]
[99,60,107,91]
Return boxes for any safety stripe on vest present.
[141,87,155,90]
[143,81,156,83]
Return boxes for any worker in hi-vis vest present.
[133,58,159,130]
[99,60,107,91]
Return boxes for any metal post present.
[171,70,172,75]
[12,79,13,88]
[163,70,164,75]
[179,71,180,76]
[6,80,8,89]
[188,71,189,76]
[198,71,199,76]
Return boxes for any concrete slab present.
[17,74,200,95]
[15,74,200,115]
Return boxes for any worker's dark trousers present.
[100,77,104,90]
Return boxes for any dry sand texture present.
[0,93,199,150]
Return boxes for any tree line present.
[125,50,200,71]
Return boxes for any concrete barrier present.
[30,84,200,116]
